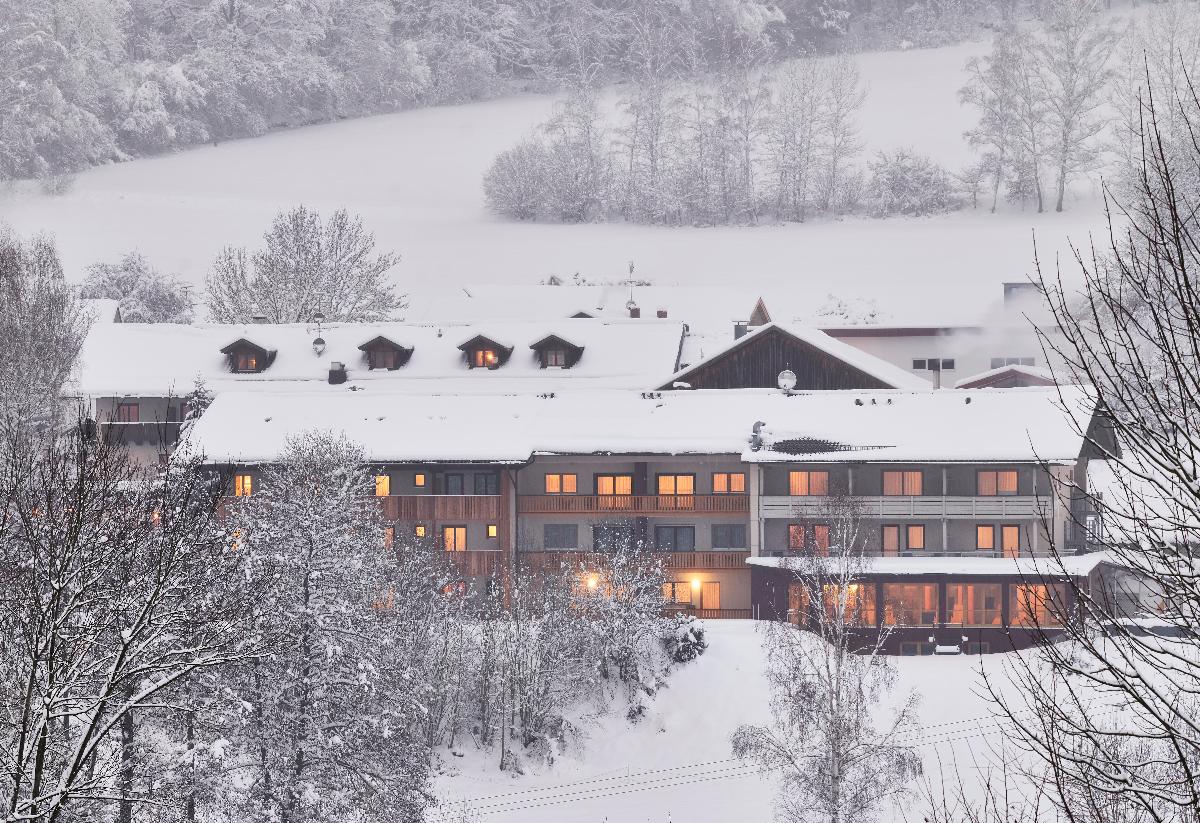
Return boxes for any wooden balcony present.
[761,495,1051,519]
[517,551,750,575]
[445,550,503,577]
[379,494,501,521]
[518,494,749,516]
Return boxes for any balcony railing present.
[761,495,1050,519]
[445,550,503,577]
[518,494,749,515]
[517,550,750,574]
[379,495,500,521]
[98,421,183,447]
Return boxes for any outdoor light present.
[691,578,701,590]
[587,575,599,590]
[312,336,326,356]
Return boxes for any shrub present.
[865,148,961,217]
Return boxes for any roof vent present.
[328,362,347,385]
[734,321,749,339]
[656,308,668,319]
[251,313,268,324]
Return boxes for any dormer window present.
[357,336,412,371]
[220,339,274,374]
[529,335,584,369]
[458,335,513,370]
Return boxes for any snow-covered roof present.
[80,298,122,324]
[661,322,932,391]
[185,386,1092,465]
[954,363,1058,389]
[747,552,1117,578]
[71,319,685,397]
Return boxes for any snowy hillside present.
[0,39,1107,323]
[433,621,1024,822]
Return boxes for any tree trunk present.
[119,697,134,823]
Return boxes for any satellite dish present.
[312,336,326,356]
[777,369,797,392]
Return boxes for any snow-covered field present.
[0,40,1107,323]
[433,621,1023,823]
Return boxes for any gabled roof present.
[749,297,771,326]
[357,335,412,352]
[660,323,930,391]
[529,334,583,352]
[954,364,1057,389]
[219,338,271,357]
[457,334,513,355]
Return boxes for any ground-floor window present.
[664,580,719,609]
[965,642,990,655]
[442,525,467,552]
[899,641,937,656]
[1010,583,1066,627]
[882,583,938,626]
[821,583,876,626]
[946,583,1002,626]
[663,581,693,605]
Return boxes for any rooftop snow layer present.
[953,363,1058,388]
[747,552,1116,578]
[185,386,1093,465]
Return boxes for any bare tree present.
[205,205,404,323]
[733,497,921,823]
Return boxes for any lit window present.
[713,472,746,494]
[813,525,830,554]
[414,472,427,487]
[596,474,632,495]
[384,526,395,549]
[443,525,467,551]
[883,583,938,626]
[415,524,427,538]
[788,524,806,550]
[947,583,1002,626]
[545,348,566,367]
[788,471,829,496]
[545,474,577,494]
[977,470,1018,496]
[977,525,995,551]
[657,475,695,495]
[1010,584,1065,627]
[234,352,258,372]
[882,525,899,556]
[823,583,876,626]
[116,403,139,423]
[472,348,500,368]
[906,525,925,551]
[234,474,253,497]
[487,524,498,538]
[1002,525,1020,558]
[662,582,693,605]
[375,475,390,496]
[883,470,922,496]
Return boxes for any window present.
[544,524,579,549]
[823,583,876,626]
[383,526,395,549]
[883,470,922,496]
[444,474,464,495]
[788,471,829,496]
[655,525,695,551]
[375,475,390,496]
[906,524,925,551]
[657,475,695,495]
[442,525,467,552]
[234,352,258,372]
[234,474,253,497]
[966,642,990,655]
[912,359,927,370]
[474,473,499,495]
[712,472,746,494]
[662,581,693,605]
[545,348,567,367]
[486,524,498,539]
[900,642,937,656]
[1010,584,1065,627]
[545,473,577,494]
[471,348,500,368]
[977,525,995,551]
[789,524,806,550]
[947,583,1002,626]
[595,474,633,495]
[701,581,720,610]
[1001,525,1020,558]
[882,525,900,556]
[941,359,955,370]
[593,522,634,552]
[883,583,938,626]
[813,525,830,554]
[368,349,399,370]
[115,402,139,422]
[414,472,427,487]
[415,524,427,538]
[977,470,1019,496]
[712,524,747,549]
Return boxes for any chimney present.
[734,321,749,339]
[928,359,941,389]
[629,306,641,318]
[656,308,668,319]
[328,362,347,385]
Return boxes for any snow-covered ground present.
[0,40,1107,323]
[433,621,1026,823]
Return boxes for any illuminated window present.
[883,583,938,626]
[701,581,720,609]
[788,524,830,554]
[882,525,900,556]
[823,583,876,626]
[415,524,427,538]
[947,583,1002,626]
[596,474,632,495]
[713,472,746,494]
[788,471,829,496]
[116,402,140,423]
[662,582,693,605]
[234,352,258,372]
[1010,584,1065,627]
[788,524,806,550]
[545,473,577,494]
[414,472,427,487]
[375,475,390,496]
[813,525,830,554]
[234,474,253,497]
[883,470,922,496]
[977,525,995,551]
[978,470,1019,496]
[472,348,500,368]
[657,475,695,495]
[1001,525,1020,558]
[442,525,467,552]
[906,524,925,551]
[383,526,395,549]
[487,524,498,538]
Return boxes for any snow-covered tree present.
[82,251,195,323]
[732,497,921,823]
[864,148,960,217]
[224,430,433,821]
[815,57,866,214]
[960,30,1023,212]
[765,61,826,222]
[205,205,405,323]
